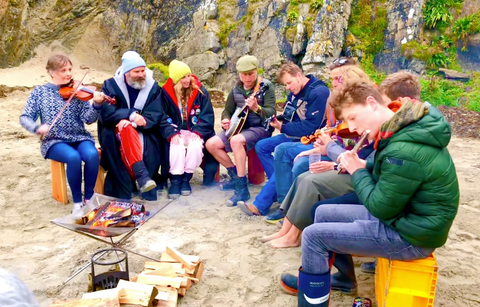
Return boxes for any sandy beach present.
[1,49,480,307]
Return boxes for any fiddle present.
[300,122,359,145]
[336,129,370,174]
[59,79,116,104]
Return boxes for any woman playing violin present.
[20,54,106,215]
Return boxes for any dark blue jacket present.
[280,75,329,137]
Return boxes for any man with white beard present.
[98,51,172,200]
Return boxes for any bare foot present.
[267,236,301,248]
[260,232,284,243]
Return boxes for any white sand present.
[1,49,479,306]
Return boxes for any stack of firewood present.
[50,246,204,307]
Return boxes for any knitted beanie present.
[169,60,192,84]
[122,51,146,74]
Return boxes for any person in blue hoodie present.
[238,61,330,216]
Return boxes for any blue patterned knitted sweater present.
[20,83,101,158]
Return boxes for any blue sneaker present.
[265,209,284,222]
[361,261,376,274]
[276,219,284,228]
[280,273,298,296]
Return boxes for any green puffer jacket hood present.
[352,100,459,248]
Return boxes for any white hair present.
[0,268,39,307]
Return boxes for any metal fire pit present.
[51,193,173,284]
[91,248,129,291]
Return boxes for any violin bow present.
[336,129,370,174]
[42,68,90,140]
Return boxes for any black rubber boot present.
[331,254,357,294]
[168,174,182,199]
[132,161,156,193]
[227,176,250,207]
[181,173,193,196]
[221,167,238,191]
[298,267,331,307]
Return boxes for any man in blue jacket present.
[238,62,329,216]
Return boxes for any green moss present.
[287,10,299,24]
[147,62,169,86]
[348,0,388,56]
[310,0,323,12]
[218,22,237,47]
[360,54,387,85]
[257,68,265,75]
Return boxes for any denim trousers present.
[255,133,293,179]
[274,142,315,203]
[310,192,360,221]
[302,204,435,275]
[254,140,312,215]
[46,140,99,203]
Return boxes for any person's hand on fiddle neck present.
[317,129,333,146]
[93,91,106,104]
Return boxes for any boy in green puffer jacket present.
[283,78,459,307]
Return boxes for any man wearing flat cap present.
[98,51,168,201]
[206,55,276,206]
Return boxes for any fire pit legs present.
[91,248,129,291]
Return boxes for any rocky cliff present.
[0,0,479,88]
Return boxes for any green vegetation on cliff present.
[420,73,480,113]
[348,0,388,56]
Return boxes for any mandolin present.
[225,82,269,140]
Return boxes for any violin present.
[59,79,116,104]
[300,122,359,145]
[336,129,370,174]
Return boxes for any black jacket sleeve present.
[100,81,137,128]
[136,85,163,132]
[191,87,215,139]
[221,91,236,120]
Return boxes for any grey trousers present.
[280,170,354,230]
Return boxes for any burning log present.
[76,201,147,228]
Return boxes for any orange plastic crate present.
[375,254,438,307]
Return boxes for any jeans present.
[46,141,99,203]
[292,156,309,179]
[274,142,314,203]
[310,192,361,220]
[253,141,312,215]
[255,134,293,179]
[302,205,435,275]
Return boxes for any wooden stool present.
[51,148,105,205]
[247,148,265,185]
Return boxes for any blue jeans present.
[253,141,311,215]
[276,143,330,203]
[255,134,293,179]
[302,205,435,275]
[292,156,309,179]
[46,141,99,203]
[310,192,360,220]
